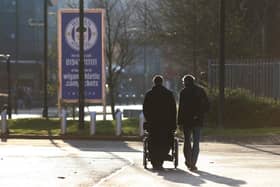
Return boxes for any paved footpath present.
[0,139,280,187]
[96,142,280,187]
[0,140,131,187]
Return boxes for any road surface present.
[0,139,279,187]
[95,142,280,187]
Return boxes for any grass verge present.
[202,127,280,137]
[6,118,139,137]
[3,118,280,137]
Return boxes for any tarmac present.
[1,139,280,187]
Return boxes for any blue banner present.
[59,10,104,103]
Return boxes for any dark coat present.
[143,85,177,133]
[178,83,209,128]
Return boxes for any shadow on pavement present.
[237,144,280,156]
[61,140,140,166]
[62,140,141,153]
[148,168,204,186]
[154,168,246,187]
[196,170,246,186]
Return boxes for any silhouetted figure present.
[16,87,25,109]
[143,75,177,170]
[178,74,209,171]
[24,87,32,109]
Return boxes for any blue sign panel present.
[59,9,105,103]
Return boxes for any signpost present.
[58,9,106,123]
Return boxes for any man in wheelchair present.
[143,75,177,170]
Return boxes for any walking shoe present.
[185,161,191,169]
[190,165,198,171]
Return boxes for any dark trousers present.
[148,131,173,167]
[183,126,201,167]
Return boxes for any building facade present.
[0,0,162,107]
[0,0,55,107]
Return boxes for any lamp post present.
[143,1,147,93]
[0,54,11,119]
[42,0,49,118]
[219,0,225,128]
[7,55,11,119]
[78,0,85,129]
[192,0,198,77]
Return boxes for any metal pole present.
[192,0,197,77]
[1,109,7,134]
[143,1,147,93]
[16,0,19,64]
[43,0,49,118]
[218,0,225,128]
[79,0,85,129]
[14,0,19,115]
[90,112,96,135]
[60,108,67,135]
[7,55,12,119]
[115,109,122,136]
[139,112,145,136]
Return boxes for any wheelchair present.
[143,127,179,169]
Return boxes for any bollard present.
[139,112,145,136]
[1,110,7,135]
[61,108,67,135]
[115,109,122,136]
[90,112,96,135]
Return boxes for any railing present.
[208,59,280,102]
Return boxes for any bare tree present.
[66,0,79,8]
[154,0,220,76]
[94,0,140,119]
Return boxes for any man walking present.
[143,75,177,170]
[178,74,209,171]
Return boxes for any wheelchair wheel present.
[173,138,179,168]
[143,138,148,169]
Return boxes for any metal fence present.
[208,59,280,101]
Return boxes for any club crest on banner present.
[65,17,98,51]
